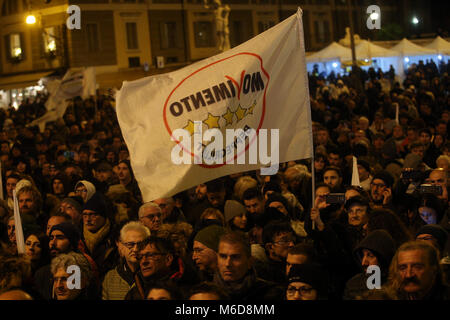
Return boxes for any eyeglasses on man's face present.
[286,285,314,296]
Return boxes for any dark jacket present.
[253,258,287,284]
[212,269,284,301]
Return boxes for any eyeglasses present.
[121,241,142,250]
[141,213,161,220]
[287,286,314,296]
[137,252,164,260]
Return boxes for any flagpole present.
[311,153,315,230]
[0,160,3,200]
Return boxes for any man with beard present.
[369,171,394,209]
[33,222,83,299]
[387,241,450,300]
[17,185,43,226]
[102,221,150,300]
[343,230,396,299]
[116,160,142,202]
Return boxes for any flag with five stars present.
[117,8,313,202]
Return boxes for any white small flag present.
[13,189,25,254]
[351,156,361,187]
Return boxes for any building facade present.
[0,0,437,101]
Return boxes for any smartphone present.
[325,193,346,204]
[418,184,442,195]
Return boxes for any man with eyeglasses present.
[126,236,198,300]
[253,221,296,284]
[369,171,394,208]
[102,221,150,300]
[138,202,163,234]
[152,197,187,224]
[427,168,448,202]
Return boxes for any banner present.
[116,9,313,202]
[13,189,25,254]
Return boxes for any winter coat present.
[102,260,135,300]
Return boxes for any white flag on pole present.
[116,9,313,202]
[13,189,25,254]
[351,156,361,187]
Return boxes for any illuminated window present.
[9,33,23,60]
[43,27,57,55]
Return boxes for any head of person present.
[327,149,343,167]
[428,168,448,201]
[217,232,252,283]
[315,127,329,145]
[354,230,396,274]
[152,197,175,223]
[205,179,227,208]
[118,221,150,268]
[286,243,318,275]
[24,230,50,266]
[415,224,448,256]
[139,202,163,233]
[388,241,444,299]
[286,264,328,300]
[410,141,425,158]
[242,187,264,216]
[367,208,412,247]
[418,194,443,225]
[5,174,20,199]
[192,225,226,273]
[137,236,174,278]
[46,213,72,236]
[323,166,343,189]
[51,175,67,196]
[51,252,92,300]
[146,282,180,300]
[263,221,296,262]
[224,200,248,231]
[82,192,110,233]
[199,208,225,226]
[188,281,229,300]
[94,161,113,183]
[17,186,42,216]
[357,160,371,182]
[7,216,16,244]
[370,171,394,204]
[419,128,432,147]
[344,195,370,227]
[48,222,80,257]
[233,176,258,202]
[435,155,450,172]
[117,160,133,185]
[264,193,290,217]
[59,197,83,226]
[314,183,331,207]
[74,180,96,203]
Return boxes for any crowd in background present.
[0,59,449,301]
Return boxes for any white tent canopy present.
[424,36,450,55]
[390,38,436,56]
[306,42,352,63]
[354,40,398,59]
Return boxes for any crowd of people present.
[0,59,449,301]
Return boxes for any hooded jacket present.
[343,230,396,300]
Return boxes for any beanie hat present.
[372,171,394,188]
[416,224,449,252]
[354,230,396,270]
[82,192,109,217]
[50,222,80,250]
[224,200,247,223]
[194,225,226,252]
[61,197,83,214]
[287,263,328,295]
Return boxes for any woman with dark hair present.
[367,208,413,247]
[417,193,445,225]
[24,229,50,276]
[314,152,328,185]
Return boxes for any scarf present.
[83,218,111,254]
[213,270,256,298]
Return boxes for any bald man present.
[0,290,33,300]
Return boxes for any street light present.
[26,14,36,24]
[412,17,419,25]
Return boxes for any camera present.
[325,193,346,204]
[418,184,442,196]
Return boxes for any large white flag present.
[117,9,313,202]
[13,189,25,254]
[29,67,96,132]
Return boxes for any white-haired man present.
[139,202,163,234]
[102,221,150,300]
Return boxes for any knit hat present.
[372,171,394,188]
[287,263,328,295]
[224,200,247,223]
[354,230,396,270]
[50,222,80,250]
[61,197,83,214]
[416,224,449,252]
[82,192,109,217]
[194,225,226,252]
[403,153,422,170]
